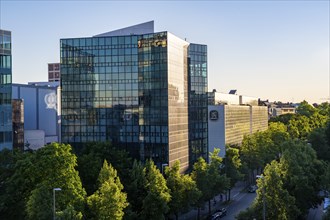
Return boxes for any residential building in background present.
[269,102,296,118]
[0,29,13,150]
[48,63,61,82]
[12,83,61,150]
[208,90,268,158]
[259,100,297,119]
[61,21,207,171]
[12,99,24,150]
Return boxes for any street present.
[307,203,324,220]
[221,192,256,220]
[179,182,256,220]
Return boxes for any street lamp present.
[161,163,168,175]
[53,188,61,220]
[256,175,266,220]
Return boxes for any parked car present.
[248,185,258,193]
[210,208,227,220]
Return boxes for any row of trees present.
[1,101,327,219]
[0,142,231,220]
[237,101,330,219]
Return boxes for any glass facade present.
[188,44,208,165]
[0,29,12,150]
[61,31,194,171]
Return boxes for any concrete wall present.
[208,105,268,160]
[24,129,45,150]
[208,105,226,158]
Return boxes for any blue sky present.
[1,0,329,103]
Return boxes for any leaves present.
[87,160,128,220]
[165,161,201,218]
[141,159,171,220]
[25,143,86,219]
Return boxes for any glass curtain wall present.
[61,35,140,156]
[167,33,189,172]
[138,32,170,166]
[61,31,195,170]
[188,43,208,165]
[0,29,12,150]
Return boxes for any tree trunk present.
[175,212,178,220]
[197,207,200,220]
[228,188,231,201]
[208,199,211,215]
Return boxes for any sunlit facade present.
[0,29,12,150]
[60,22,205,171]
[208,91,268,158]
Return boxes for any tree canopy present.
[87,160,128,220]
[165,160,201,220]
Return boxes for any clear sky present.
[0,0,329,104]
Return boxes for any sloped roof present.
[94,21,154,37]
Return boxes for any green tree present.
[191,157,209,218]
[240,122,290,183]
[296,100,316,117]
[240,134,264,183]
[308,128,330,161]
[26,143,86,219]
[225,145,243,199]
[238,140,324,219]
[255,161,299,220]
[269,113,294,124]
[316,102,330,117]
[0,150,34,219]
[326,122,330,149]
[141,159,171,220]
[321,162,330,194]
[279,140,324,216]
[191,149,229,216]
[77,142,132,195]
[125,160,147,219]
[208,149,229,205]
[87,160,128,220]
[165,160,201,220]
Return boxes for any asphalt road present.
[307,203,324,220]
[178,182,255,220]
[220,192,256,220]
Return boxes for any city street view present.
[0,1,329,219]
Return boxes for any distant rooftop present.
[94,21,154,37]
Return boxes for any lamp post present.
[161,163,168,175]
[53,188,61,220]
[256,175,265,220]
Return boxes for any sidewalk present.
[178,181,247,220]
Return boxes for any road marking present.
[233,192,240,198]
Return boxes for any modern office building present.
[61,21,207,171]
[208,91,268,158]
[12,83,61,150]
[0,29,13,150]
[48,63,61,82]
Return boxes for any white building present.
[208,91,268,158]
